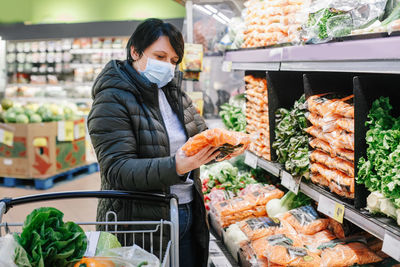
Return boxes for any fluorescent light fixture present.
[205,4,218,13]
[217,12,231,23]
[194,4,212,15]
[212,14,227,25]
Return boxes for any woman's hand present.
[175,146,220,175]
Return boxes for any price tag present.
[317,195,345,223]
[74,123,86,139]
[222,61,232,72]
[244,151,258,169]
[281,171,301,195]
[0,129,14,147]
[58,121,74,141]
[382,231,400,261]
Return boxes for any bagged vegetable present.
[244,185,284,206]
[307,94,354,118]
[97,245,160,267]
[280,205,330,235]
[311,162,354,196]
[336,117,354,133]
[84,231,122,257]
[224,224,249,262]
[319,238,382,266]
[300,230,337,255]
[212,196,254,217]
[306,112,342,133]
[310,173,330,187]
[309,138,354,161]
[238,216,297,241]
[261,234,321,267]
[181,128,250,161]
[306,126,354,151]
[310,150,354,177]
[266,191,312,218]
[15,207,87,267]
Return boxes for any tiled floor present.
[0,172,101,231]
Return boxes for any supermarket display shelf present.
[9,96,92,103]
[225,36,400,73]
[69,63,105,69]
[69,48,125,54]
[244,150,400,243]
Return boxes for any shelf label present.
[281,171,301,195]
[74,122,86,140]
[317,195,345,223]
[0,129,14,147]
[244,151,258,169]
[382,231,400,261]
[58,121,74,141]
[222,61,232,72]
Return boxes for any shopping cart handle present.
[0,190,178,214]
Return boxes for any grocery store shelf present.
[70,48,124,54]
[245,150,400,243]
[69,63,105,69]
[224,36,400,73]
[232,62,280,71]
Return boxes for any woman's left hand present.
[175,145,220,175]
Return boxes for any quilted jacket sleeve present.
[88,89,183,191]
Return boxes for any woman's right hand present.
[175,146,220,176]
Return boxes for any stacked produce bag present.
[305,94,355,199]
[242,0,310,48]
[358,97,400,226]
[245,75,271,160]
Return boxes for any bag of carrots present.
[181,128,250,161]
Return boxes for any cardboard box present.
[0,118,87,179]
[0,122,58,178]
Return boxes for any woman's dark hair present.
[126,18,184,64]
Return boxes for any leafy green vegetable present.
[266,191,312,217]
[15,207,87,267]
[308,8,350,40]
[357,97,400,208]
[272,95,310,178]
[219,94,246,132]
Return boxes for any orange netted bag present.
[280,205,330,235]
[181,128,250,161]
[319,238,382,267]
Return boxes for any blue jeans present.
[178,202,195,266]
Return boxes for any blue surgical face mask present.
[140,54,175,88]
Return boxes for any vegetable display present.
[306,94,355,199]
[245,75,271,161]
[358,97,400,210]
[15,207,87,267]
[0,99,80,123]
[266,191,312,218]
[219,94,246,132]
[272,94,310,177]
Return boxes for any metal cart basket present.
[0,190,180,267]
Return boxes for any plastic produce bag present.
[300,230,337,255]
[97,245,160,267]
[310,150,354,177]
[280,205,330,235]
[243,185,284,206]
[0,234,31,267]
[309,138,354,161]
[304,0,388,43]
[181,128,250,161]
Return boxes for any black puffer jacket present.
[87,60,209,266]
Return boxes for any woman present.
[87,18,218,267]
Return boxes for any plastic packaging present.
[280,205,330,235]
[244,185,285,206]
[307,94,354,118]
[306,126,354,151]
[306,112,342,133]
[262,234,322,266]
[181,128,250,161]
[320,239,382,266]
[0,235,31,267]
[310,150,354,177]
[97,245,160,267]
[310,172,330,187]
[336,117,354,133]
[304,0,388,43]
[309,138,354,161]
[300,230,337,255]
[238,216,296,241]
[212,196,255,217]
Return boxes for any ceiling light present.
[194,4,212,15]
[205,5,218,13]
[212,14,227,25]
[217,12,231,23]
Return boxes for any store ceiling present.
[174,0,244,14]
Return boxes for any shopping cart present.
[0,190,179,267]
